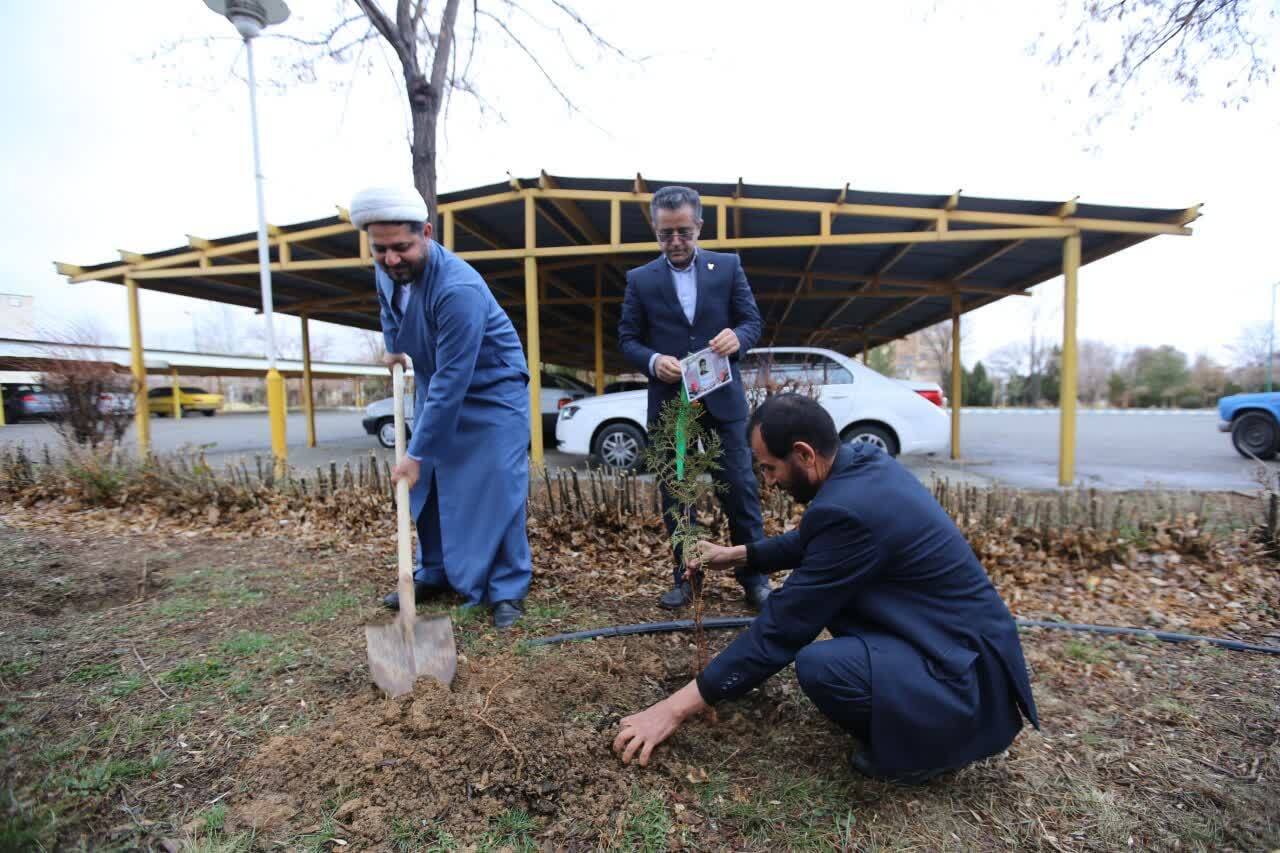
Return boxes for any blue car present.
[1218,392,1280,460]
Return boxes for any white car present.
[362,370,590,449]
[556,347,950,471]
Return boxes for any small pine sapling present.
[644,393,723,677]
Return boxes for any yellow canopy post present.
[950,293,963,460]
[301,313,316,448]
[1058,233,1081,486]
[170,367,181,419]
[0,385,6,427]
[125,277,150,455]
[524,195,543,464]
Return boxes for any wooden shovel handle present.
[392,364,414,628]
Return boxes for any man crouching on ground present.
[612,394,1038,784]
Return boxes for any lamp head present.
[203,0,290,39]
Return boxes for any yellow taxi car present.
[146,386,224,417]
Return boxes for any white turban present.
[350,186,429,230]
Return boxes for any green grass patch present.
[109,676,145,698]
[227,679,255,700]
[163,659,229,686]
[36,733,89,766]
[126,705,194,743]
[184,802,256,853]
[66,662,122,684]
[220,631,273,657]
[710,770,853,848]
[1064,639,1109,664]
[293,786,359,852]
[478,808,537,852]
[390,817,459,852]
[155,597,208,618]
[1151,696,1195,721]
[61,752,171,793]
[620,789,670,852]
[0,657,39,680]
[297,592,360,623]
[526,600,571,623]
[216,585,266,607]
[0,790,60,852]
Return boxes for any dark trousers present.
[655,412,767,588]
[794,635,872,743]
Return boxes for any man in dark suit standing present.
[613,395,1039,783]
[618,185,772,611]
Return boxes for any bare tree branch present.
[1041,0,1274,125]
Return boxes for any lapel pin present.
[707,262,716,271]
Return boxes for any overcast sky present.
[2,0,1277,368]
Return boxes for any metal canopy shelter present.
[55,173,1198,484]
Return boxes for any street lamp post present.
[203,0,290,471]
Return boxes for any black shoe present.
[658,581,692,610]
[741,578,772,610]
[849,749,950,786]
[492,599,524,630]
[381,581,447,611]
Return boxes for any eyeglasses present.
[656,227,697,243]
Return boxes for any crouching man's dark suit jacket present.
[696,443,1040,774]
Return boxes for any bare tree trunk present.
[410,88,440,228]
[355,0,461,228]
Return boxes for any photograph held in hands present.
[681,347,732,402]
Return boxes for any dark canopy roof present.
[61,174,1195,372]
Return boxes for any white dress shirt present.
[648,250,699,377]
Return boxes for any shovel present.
[365,362,457,697]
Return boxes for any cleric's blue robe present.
[376,242,532,606]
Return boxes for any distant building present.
[891,332,944,384]
[0,293,35,338]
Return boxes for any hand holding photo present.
[681,347,732,402]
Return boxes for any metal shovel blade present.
[365,614,457,698]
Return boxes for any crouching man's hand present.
[613,681,709,767]
[688,541,747,572]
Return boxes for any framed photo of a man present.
[681,347,732,402]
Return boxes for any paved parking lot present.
[1,408,1273,491]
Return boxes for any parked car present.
[146,386,224,417]
[0,384,133,421]
[2,384,61,421]
[1218,391,1280,460]
[902,380,946,408]
[603,379,649,395]
[361,370,591,449]
[556,346,950,471]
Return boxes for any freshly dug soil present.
[234,634,713,843]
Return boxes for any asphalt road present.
[2,409,1273,492]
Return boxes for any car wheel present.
[1232,412,1278,460]
[841,423,899,457]
[203,409,216,417]
[377,418,397,449]
[592,422,646,471]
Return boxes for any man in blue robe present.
[613,395,1038,782]
[351,186,532,630]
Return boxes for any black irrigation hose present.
[527,616,1280,656]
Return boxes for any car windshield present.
[179,387,209,394]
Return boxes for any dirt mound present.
[232,641,689,844]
